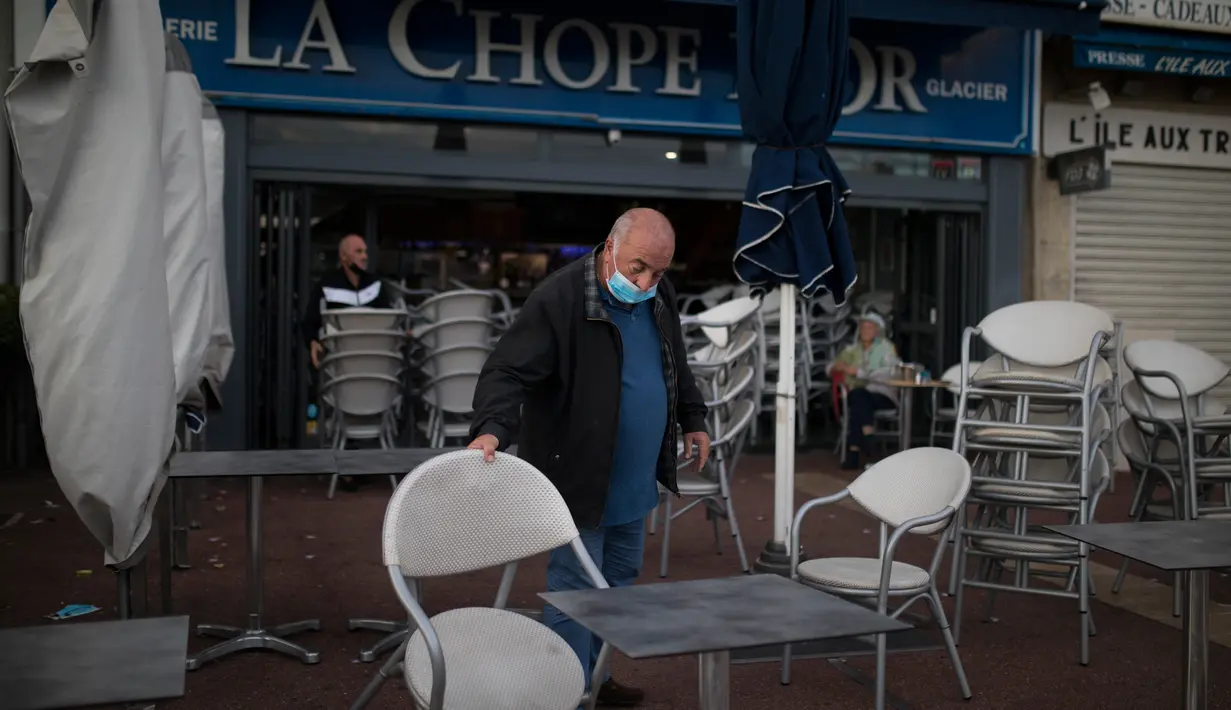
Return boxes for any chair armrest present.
[879,507,956,611]
[790,489,853,578]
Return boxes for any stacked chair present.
[1110,340,1231,615]
[319,307,410,499]
[947,300,1116,666]
[929,363,983,447]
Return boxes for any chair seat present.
[973,355,1113,391]
[797,557,930,592]
[676,473,721,496]
[966,426,1079,450]
[970,534,1076,557]
[874,410,899,421]
[405,607,583,710]
[417,421,471,438]
[974,482,1077,503]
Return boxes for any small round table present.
[885,379,951,452]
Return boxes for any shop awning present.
[1073,26,1231,79]
[669,0,1109,35]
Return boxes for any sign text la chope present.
[171,0,1013,117]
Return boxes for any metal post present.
[247,475,264,630]
[116,568,131,620]
[1183,569,1209,710]
[698,650,730,710]
[754,284,798,575]
[899,389,914,452]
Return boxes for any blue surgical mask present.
[606,252,657,304]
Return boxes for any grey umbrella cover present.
[5,0,176,567]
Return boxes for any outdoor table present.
[541,573,909,710]
[0,616,189,710]
[886,379,949,452]
[166,448,442,670]
[1046,520,1231,710]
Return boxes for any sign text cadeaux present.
[153,0,1036,153]
[1043,103,1231,169]
[1103,0,1231,34]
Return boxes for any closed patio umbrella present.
[5,0,176,571]
[733,0,856,572]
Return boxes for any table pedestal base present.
[187,619,321,670]
[699,650,729,710]
[349,620,408,662]
[1183,569,1209,710]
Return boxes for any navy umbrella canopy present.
[733,0,856,304]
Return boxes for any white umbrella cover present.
[162,33,213,406]
[5,0,176,567]
[199,98,234,405]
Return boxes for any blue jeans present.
[543,517,646,691]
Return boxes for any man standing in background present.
[468,208,710,707]
[302,233,390,369]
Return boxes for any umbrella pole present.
[754,284,801,575]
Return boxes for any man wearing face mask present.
[467,208,710,707]
[302,233,391,369]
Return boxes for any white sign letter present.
[874,46,926,113]
[389,0,462,79]
[468,10,543,85]
[608,23,657,94]
[842,39,876,116]
[544,20,611,90]
[656,26,702,97]
[226,0,281,68]
[283,0,356,73]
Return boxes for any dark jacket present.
[301,267,392,346]
[470,247,708,528]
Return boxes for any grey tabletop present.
[1045,521,1231,571]
[0,615,189,710]
[169,448,450,479]
[334,448,455,476]
[170,449,337,478]
[539,574,909,659]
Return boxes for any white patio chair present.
[320,350,404,380]
[370,450,610,710]
[321,329,406,356]
[418,290,496,323]
[418,344,493,380]
[412,318,496,352]
[656,397,756,578]
[688,296,761,349]
[321,373,401,499]
[782,447,973,710]
[323,307,408,333]
[420,371,480,448]
[929,362,983,447]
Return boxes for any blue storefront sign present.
[1075,42,1231,77]
[149,0,1037,154]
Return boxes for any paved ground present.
[2,451,1230,710]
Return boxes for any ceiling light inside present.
[664,151,679,160]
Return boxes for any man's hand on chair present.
[310,340,323,369]
[468,434,499,462]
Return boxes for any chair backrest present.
[1121,379,1226,424]
[419,344,492,380]
[382,450,580,576]
[978,301,1114,367]
[322,329,405,355]
[414,318,493,351]
[321,350,403,379]
[690,328,758,369]
[323,307,405,333]
[324,373,401,417]
[419,290,495,323]
[1116,419,1152,470]
[422,371,481,414]
[713,397,758,447]
[695,296,761,348]
[713,364,756,405]
[848,447,972,535]
[1124,340,1229,400]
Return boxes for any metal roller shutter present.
[1074,163,1231,402]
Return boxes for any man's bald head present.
[604,208,675,293]
[338,234,369,273]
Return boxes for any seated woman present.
[828,313,900,470]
